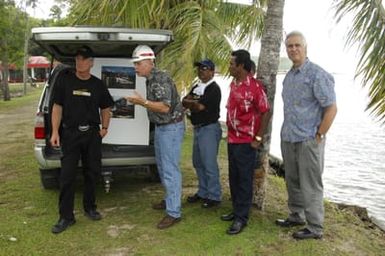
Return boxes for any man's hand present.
[126,91,145,105]
[251,140,262,149]
[99,128,108,138]
[182,97,204,112]
[50,131,60,147]
[182,98,195,109]
[315,133,324,144]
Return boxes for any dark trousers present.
[228,143,257,224]
[59,128,101,220]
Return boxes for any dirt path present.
[0,97,39,180]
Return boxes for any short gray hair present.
[285,31,307,48]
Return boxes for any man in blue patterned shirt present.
[275,31,337,240]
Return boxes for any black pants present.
[228,143,257,224]
[59,128,101,220]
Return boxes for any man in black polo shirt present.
[50,46,114,234]
[182,59,222,208]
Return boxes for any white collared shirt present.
[192,78,215,96]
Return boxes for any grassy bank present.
[0,93,384,255]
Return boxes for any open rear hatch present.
[32,26,173,157]
[31,26,173,63]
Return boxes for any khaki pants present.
[281,139,325,234]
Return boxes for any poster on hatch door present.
[91,58,149,145]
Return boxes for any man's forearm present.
[257,110,272,137]
[318,103,337,135]
[100,107,111,128]
[144,100,170,113]
[182,98,205,112]
[51,104,62,133]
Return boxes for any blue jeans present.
[193,122,222,201]
[154,121,185,218]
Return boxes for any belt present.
[156,115,184,127]
[78,125,92,132]
[193,121,217,129]
[63,123,98,132]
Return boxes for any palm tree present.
[253,0,285,209]
[334,0,385,122]
[68,0,266,90]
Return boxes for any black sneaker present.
[202,199,221,208]
[186,193,205,203]
[51,218,76,234]
[84,210,102,221]
[220,212,235,221]
[275,218,305,227]
[292,228,323,240]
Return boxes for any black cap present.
[75,46,94,58]
[194,59,215,70]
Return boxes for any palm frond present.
[66,0,267,90]
[334,0,385,122]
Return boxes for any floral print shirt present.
[146,68,183,124]
[226,75,269,143]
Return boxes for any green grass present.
[0,86,43,111]
[0,93,384,255]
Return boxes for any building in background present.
[0,56,50,83]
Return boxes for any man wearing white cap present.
[126,45,185,229]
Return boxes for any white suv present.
[32,27,173,192]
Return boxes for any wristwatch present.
[255,135,263,142]
[316,132,325,139]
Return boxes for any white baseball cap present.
[132,45,156,63]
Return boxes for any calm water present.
[217,73,385,230]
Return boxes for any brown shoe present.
[157,215,181,229]
[152,200,166,210]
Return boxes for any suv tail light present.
[34,112,45,139]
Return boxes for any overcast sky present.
[283,0,359,74]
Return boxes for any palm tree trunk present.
[253,0,285,210]
[1,66,11,101]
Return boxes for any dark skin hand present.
[251,140,263,149]
[182,95,205,112]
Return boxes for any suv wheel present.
[40,168,60,189]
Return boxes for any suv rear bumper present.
[34,145,156,170]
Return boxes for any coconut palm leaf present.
[334,0,385,122]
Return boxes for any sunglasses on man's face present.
[198,66,210,71]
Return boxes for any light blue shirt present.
[281,58,336,142]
